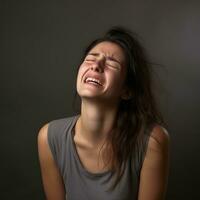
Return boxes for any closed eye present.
[84,54,96,62]
[84,59,95,63]
[85,59,95,61]
[106,61,120,69]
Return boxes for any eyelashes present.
[84,58,119,69]
[84,59,95,62]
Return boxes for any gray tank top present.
[47,115,148,200]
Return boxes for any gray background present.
[1,0,200,199]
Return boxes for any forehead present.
[88,41,125,62]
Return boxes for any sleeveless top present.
[47,115,150,200]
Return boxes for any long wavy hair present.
[72,26,166,191]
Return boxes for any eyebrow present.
[87,53,122,66]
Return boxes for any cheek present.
[77,64,84,77]
[78,62,88,73]
[76,64,88,84]
[76,68,82,86]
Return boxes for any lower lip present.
[85,81,102,87]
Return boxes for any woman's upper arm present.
[138,125,170,200]
[37,123,66,200]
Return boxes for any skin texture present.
[138,125,170,199]
[74,41,129,156]
[76,41,127,103]
[37,124,66,200]
[37,41,170,199]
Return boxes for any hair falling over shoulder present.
[73,26,166,191]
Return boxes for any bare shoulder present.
[38,123,49,142]
[147,124,170,153]
[138,125,170,199]
[37,122,66,199]
[37,122,55,164]
[37,122,53,164]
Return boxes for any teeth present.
[85,77,102,85]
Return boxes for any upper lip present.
[83,74,104,86]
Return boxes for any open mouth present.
[84,77,103,86]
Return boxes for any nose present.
[90,56,105,73]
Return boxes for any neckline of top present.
[69,114,112,178]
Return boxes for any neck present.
[75,98,119,147]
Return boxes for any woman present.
[38,27,170,200]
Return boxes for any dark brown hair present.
[73,26,166,191]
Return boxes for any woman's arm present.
[138,125,170,200]
[37,123,66,200]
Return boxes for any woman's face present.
[76,41,127,104]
